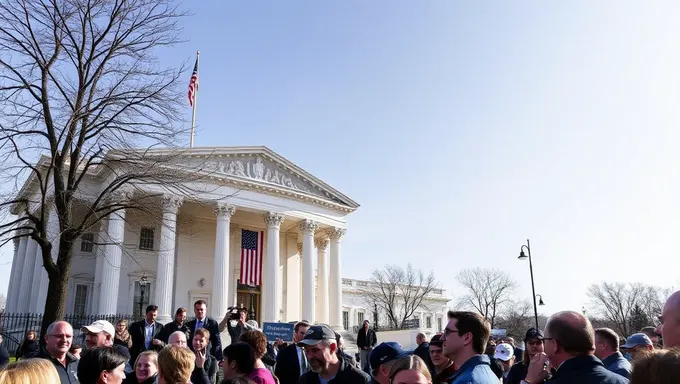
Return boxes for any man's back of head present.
[416,332,426,345]
[158,345,195,384]
[594,328,620,360]
[658,290,680,348]
[544,311,594,366]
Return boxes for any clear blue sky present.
[3,1,680,316]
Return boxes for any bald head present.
[168,331,188,348]
[546,311,594,355]
[658,290,680,348]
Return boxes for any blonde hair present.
[158,346,195,383]
[388,355,433,383]
[135,350,159,369]
[0,358,61,384]
[631,348,680,384]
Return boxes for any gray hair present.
[46,321,71,337]
[169,331,187,343]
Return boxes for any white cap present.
[81,320,115,336]
[493,343,514,362]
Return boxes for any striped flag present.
[240,230,264,286]
[188,57,199,106]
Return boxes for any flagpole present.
[190,50,199,148]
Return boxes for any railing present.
[350,318,420,335]
[0,312,137,356]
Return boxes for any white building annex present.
[4,146,360,331]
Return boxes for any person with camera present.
[219,307,255,345]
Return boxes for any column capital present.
[298,219,318,235]
[326,228,347,241]
[297,242,303,254]
[315,238,329,251]
[162,195,183,214]
[230,224,240,234]
[214,204,236,219]
[264,212,285,229]
[110,188,133,203]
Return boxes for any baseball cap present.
[81,320,115,336]
[430,334,445,347]
[621,333,653,349]
[369,342,409,370]
[297,324,336,346]
[524,328,544,341]
[493,343,514,361]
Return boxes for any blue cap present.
[369,342,409,370]
[621,333,653,349]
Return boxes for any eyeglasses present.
[443,328,463,337]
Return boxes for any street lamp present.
[536,294,545,306]
[518,239,539,329]
[139,274,148,318]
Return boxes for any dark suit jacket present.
[549,355,629,384]
[187,317,223,361]
[275,343,304,384]
[414,342,435,374]
[128,320,163,363]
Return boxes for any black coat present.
[414,342,435,374]
[356,328,377,349]
[0,344,9,369]
[548,355,629,384]
[275,343,305,384]
[16,339,40,359]
[157,321,190,344]
[190,354,217,384]
[299,356,371,384]
[186,317,223,361]
[128,320,163,364]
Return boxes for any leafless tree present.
[361,264,438,329]
[0,0,227,338]
[495,299,533,339]
[0,293,6,310]
[456,268,518,328]
[587,282,668,337]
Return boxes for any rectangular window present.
[426,316,432,329]
[133,280,152,319]
[73,284,89,316]
[80,233,95,253]
[343,311,349,330]
[139,227,155,250]
[437,317,443,332]
[357,311,364,325]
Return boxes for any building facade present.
[341,278,451,334]
[5,147,359,329]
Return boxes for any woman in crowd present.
[15,330,40,359]
[77,346,128,384]
[389,355,433,384]
[70,344,83,359]
[0,358,61,384]
[630,348,680,384]
[238,331,277,384]
[124,350,158,384]
[222,343,257,381]
[115,319,133,349]
[505,328,546,384]
[192,328,218,384]
[428,334,456,383]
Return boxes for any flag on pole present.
[188,57,199,107]
[240,229,264,286]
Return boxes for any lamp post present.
[518,239,539,329]
[139,274,148,318]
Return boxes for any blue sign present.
[262,322,295,342]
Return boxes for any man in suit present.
[129,304,164,364]
[274,320,310,384]
[158,307,190,344]
[186,299,223,361]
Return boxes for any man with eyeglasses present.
[38,321,79,383]
[441,311,498,383]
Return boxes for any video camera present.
[226,306,242,321]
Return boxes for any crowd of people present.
[2,290,680,383]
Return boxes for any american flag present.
[188,57,199,107]
[240,230,264,286]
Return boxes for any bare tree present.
[587,282,667,337]
[495,299,533,339]
[361,264,438,329]
[0,0,226,338]
[456,268,518,328]
[0,292,6,311]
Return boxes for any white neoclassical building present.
[341,278,451,334]
[4,146,359,329]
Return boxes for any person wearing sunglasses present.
[441,311,498,383]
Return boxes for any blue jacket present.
[549,355,629,384]
[601,352,632,379]
[446,354,499,384]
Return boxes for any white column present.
[18,237,37,313]
[7,234,27,312]
[327,228,346,330]
[155,196,182,323]
[212,203,235,319]
[35,207,60,313]
[29,243,44,313]
[299,219,318,323]
[315,238,329,325]
[285,234,300,322]
[92,222,106,314]
[262,212,284,323]
[99,206,127,315]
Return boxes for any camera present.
[227,306,241,321]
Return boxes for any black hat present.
[298,325,336,346]
[430,334,445,347]
[524,328,544,341]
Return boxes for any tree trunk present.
[40,237,75,343]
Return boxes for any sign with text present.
[262,322,295,342]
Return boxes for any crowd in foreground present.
[2,289,680,383]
